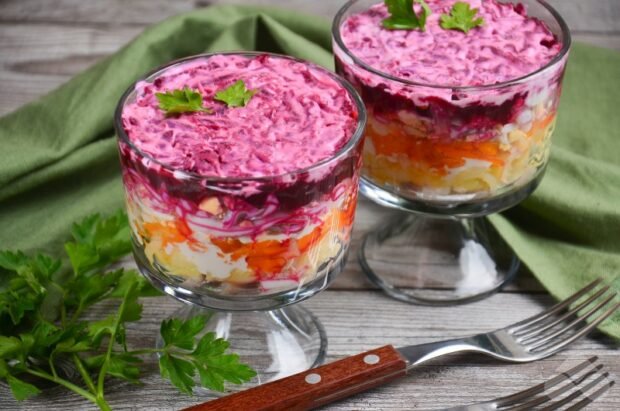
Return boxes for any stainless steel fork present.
[399,277,619,366]
[446,356,615,410]
[188,278,619,411]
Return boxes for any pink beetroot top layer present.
[340,0,562,87]
[121,54,358,178]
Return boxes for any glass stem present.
[459,217,476,240]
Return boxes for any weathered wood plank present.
[571,32,620,51]
[0,22,141,115]
[0,24,141,61]
[0,0,619,33]
[0,0,196,26]
[546,0,620,32]
[0,292,617,410]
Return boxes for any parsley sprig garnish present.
[158,316,256,394]
[382,0,432,31]
[0,211,255,410]
[214,80,258,108]
[440,1,485,33]
[155,80,258,114]
[155,87,213,115]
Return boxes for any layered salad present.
[117,54,362,297]
[335,0,568,203]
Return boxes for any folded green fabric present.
[0,6,618,338]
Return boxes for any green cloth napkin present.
[0,6,618,339]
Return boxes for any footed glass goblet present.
[333,0,571,304]
[114,52,366,387]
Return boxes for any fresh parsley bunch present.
[0,211,255,410]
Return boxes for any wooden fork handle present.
[182,345,408,411]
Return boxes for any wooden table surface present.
[0,1,618,410]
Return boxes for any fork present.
[184,278,619,411]
[446,356,615,411]
[399,277,619,366]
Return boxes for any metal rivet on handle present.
[364,354,380,365]
[305,373,321,384]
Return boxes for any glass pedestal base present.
[158,303,327,393]
[359,213,519,305]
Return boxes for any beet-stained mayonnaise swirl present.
[340,0,561,87]
[122,54,358,178]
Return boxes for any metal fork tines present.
[404,278,619,366]
[504,277,620,358]
[447,356,615,411]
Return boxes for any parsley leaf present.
[0,250,62,324]
[107,353,142,384]
[87,277,142,352]
[0,251,54,295]
[65,211,132,276]
[193,333,256,391]
[83,352,142,384]
[155,87,213,115]
[160,315,206,351]
[0,359,8,377]
[159,354,196,395]
[7,375,41,401]
[158,315,256,393]
[0,250,31,271]
[69,269,124,310]
[382,0,432,31]
[214,80,258,108]
[0,336,22,358]
[440,1,485,33]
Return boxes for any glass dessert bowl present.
[114,52,366,386]
[333,0,571,304]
